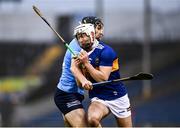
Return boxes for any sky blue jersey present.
[57,38,84,95]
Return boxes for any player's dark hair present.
[81,16,103,27]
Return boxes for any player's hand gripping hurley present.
[32,5,76,57]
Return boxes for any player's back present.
[57,39,84,95]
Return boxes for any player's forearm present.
[71,66,88,86]
[84,62,108,82]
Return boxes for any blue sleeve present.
[100,46,116,66]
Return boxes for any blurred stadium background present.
[0,0,180,127]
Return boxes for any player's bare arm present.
[71,58,93,90]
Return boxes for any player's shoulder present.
[69,38,81,51]
[99,41,115,53]
[69,38,78,46]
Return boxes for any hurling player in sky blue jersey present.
[72,20,132,127]
[54,16,104,127]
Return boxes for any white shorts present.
[91,94,131,118]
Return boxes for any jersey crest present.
[96,43,104,49]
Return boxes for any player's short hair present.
[81,16,103,27]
